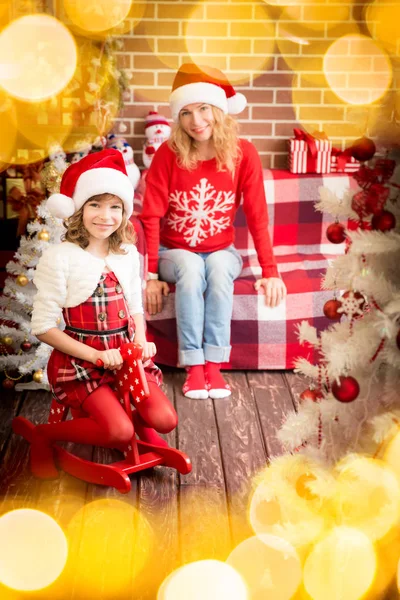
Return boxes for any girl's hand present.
[135,339,157,361]
[93,348,123,370]
[254,277,287,308]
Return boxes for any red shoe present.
[205,362,231,399]
[182,365,208,399]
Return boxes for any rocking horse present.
[12,343,192,493]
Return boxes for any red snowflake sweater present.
[139,139,279,278]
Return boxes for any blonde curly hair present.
[63,193,137,254]
[168,106,241,175]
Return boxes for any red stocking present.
[31,385,133,478]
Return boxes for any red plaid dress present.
[47,271,161,409]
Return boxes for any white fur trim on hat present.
[170,82,228,122]
[227,92,247,115]
[46,194,75,220]
[74,167,134,216]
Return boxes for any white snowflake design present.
[167,178,235,247]
[337,291,365,319]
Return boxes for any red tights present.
[31,382,177,478]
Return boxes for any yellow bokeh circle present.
[227,534,302,599]
[323,34,392,105]
[0,509,68,592]
[0,15,77,102]
[158,560,247,600]
[366,0,400,59]
[63,0,132,34]
[334,455,400,542]
[303,526,376,600]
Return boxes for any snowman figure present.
[142,111,171,169]
[106,133,141,190]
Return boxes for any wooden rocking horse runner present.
[12,342,192,494]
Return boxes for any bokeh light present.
[0,509,68,591]
[67,499,153,598]
[282,1,351,32]
[63,0,132,34]
[0,90,17,164]
[157,560,248,600]
[249,456,331,548]
[323,34,392,105]
[334,455,400,541]
[183,0,274,84]
[303,526,376,600]
[366,0,400,60]
[227,534,302,600]
[383,428,400,485]
[0,15,77,102]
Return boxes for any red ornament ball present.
[326,223,346,244]
[2,377,15,390]
[300,388,323,403]
[350,137,376,162]
[371,210,396,232]
[332,376,360,403]
[20,341,32,352]
[323,299,342,320]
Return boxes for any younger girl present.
[30,149,177,478]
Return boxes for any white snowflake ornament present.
[337,291,365,319]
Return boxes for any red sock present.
[182,365,208,399]
[205,362,231,399]
[132,411,169,448]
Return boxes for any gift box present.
[289,129,332,174]
[330,148,360,173]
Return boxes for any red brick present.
[275,90,293,104]
[206,39,252,55]
[123,38,155,53]
[130,71,155,86]
[253,72,295,88]
[181,55,228,71]
[244,89,274,104]
[239,122,273,136]
[274,122,302,137]
[129,137,145,151]
[231,21,275,38]
[133,88,170,103]
[133,55,180,70]
[122,105,155,119]
[134,21,179,36]
[206,4,253,20]
[157,3,200,19]
[259,154,272,169]
[273,154,289,169]
[252,106,296,121]
[251,138,287,153]
[299,106,345,121]
[183,21,228,37]
[157,72,176,87]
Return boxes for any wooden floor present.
[0,369,306,600]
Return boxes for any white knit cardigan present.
[31,241,143,336]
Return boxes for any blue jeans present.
[158,245,243,366]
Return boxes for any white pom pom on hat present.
[46,148,134,219]
[169,64,247,122]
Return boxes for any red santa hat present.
[145,111,170,130]
[169,64,247,122]
[46,149,134,220]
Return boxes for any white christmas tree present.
[277,156,400,465]
[0,202,65,391]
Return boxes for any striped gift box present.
[331,155,360,173]
[289,138,332,174]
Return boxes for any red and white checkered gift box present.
[331,152,360,173]
[289,129,332,174]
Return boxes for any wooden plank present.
[0,388,23,457]
[284,371,309,409]
[0,390,51,514]
[213,371,268,546]
[135,373,180,600]
[174,371,231,563]
[246,371,297,458]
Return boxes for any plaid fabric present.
[134,169,359,370]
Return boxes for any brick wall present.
[115,0,399,169]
